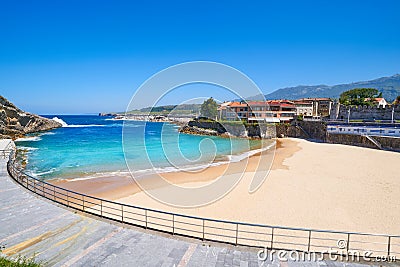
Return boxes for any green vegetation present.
[196,118,270,127]
[200,97,218,119]
[393,96,400,105]
[125,104,201,115]
[0,256,42,267]
[339,88,382,106]
[0,245,42,267]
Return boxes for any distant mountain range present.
[257,74,400,101]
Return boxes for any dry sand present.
[53,138,400,235]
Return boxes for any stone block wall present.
[326,133,400,151]
[331,103,400,121]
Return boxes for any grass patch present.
[0,255,42,267]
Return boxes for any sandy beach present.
[53,138,400,235]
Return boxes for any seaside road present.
[0,159,397,267]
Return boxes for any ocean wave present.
[62,141,276,182]
[65,124,106,128]
[15,136,42,142]
[123,124,143,128]
[39,132,56,136]
[131,142,276,177]
[30,168,57,177]
[52,117,68,127]
[229,141,276,163]
[17,146,39,151]
[64,170,131,182]
[52,117,105,127]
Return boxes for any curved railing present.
[5,150,400,260]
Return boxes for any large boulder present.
[0,95,62,139]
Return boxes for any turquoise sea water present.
[15,115,263,180]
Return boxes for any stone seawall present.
[182,120,400,152]
[374,136,400,151]
[327,133,400,151]
[330,102,400,121]
[326,133,378,150]
[276,121,327,141]
[182,120,327,140]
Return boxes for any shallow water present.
[15,115,265,180]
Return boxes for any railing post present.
[346,233,350,251]
[145,210,148,229]
[42,182,45,197]
[270,228,274,249]
[307,230,312,252]
[235,224,239,246]
[33,179,36,193]
[121,204,124,222]
[67,191,69,206]
[387,236,391,258]
[202,220,205,241]
[100,200,103,216]
[172,214,175,235]
[82,196,85,211]
[53,186,56,201]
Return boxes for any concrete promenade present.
[0,157,395,266]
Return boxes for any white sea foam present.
[52,117,68,127]
[64,141,277,182]
[17,146,39,151]
[229,141,276,163]
[30,169,57,177]
[123,124,143,128]
[52,117,105,127]
[65,170,131,182]
[15,136,42,142]
[65,124,106,128]
[40,132,56,136]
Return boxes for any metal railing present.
[0,149,12,160]
[5,150,400,260]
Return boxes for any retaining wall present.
[326,133,400,151]
[331,103,400,121]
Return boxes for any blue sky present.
[1,0,399,114]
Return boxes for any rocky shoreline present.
[178,122,268,139]
[102,114,193,126]
[178,119,330,142]
[0,96,62,140]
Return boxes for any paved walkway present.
[0,158,396,266]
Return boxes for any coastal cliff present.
[0,96,62,139]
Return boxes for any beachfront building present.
[364,97,388,108]
[246,101,276,123]
[375,98,388,108]
[293,100,313,117]
[218,100,296,123]
[219,101,249,121]
[268,100,297,122]
[217,101,231,120]
[296,98,333,118]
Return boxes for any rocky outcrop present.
[181,120,275,139]
[0,96,62,139]
[181,119,327,141]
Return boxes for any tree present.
[200,97,218,119]
[394,96,400,105]
[339,88,382,106]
